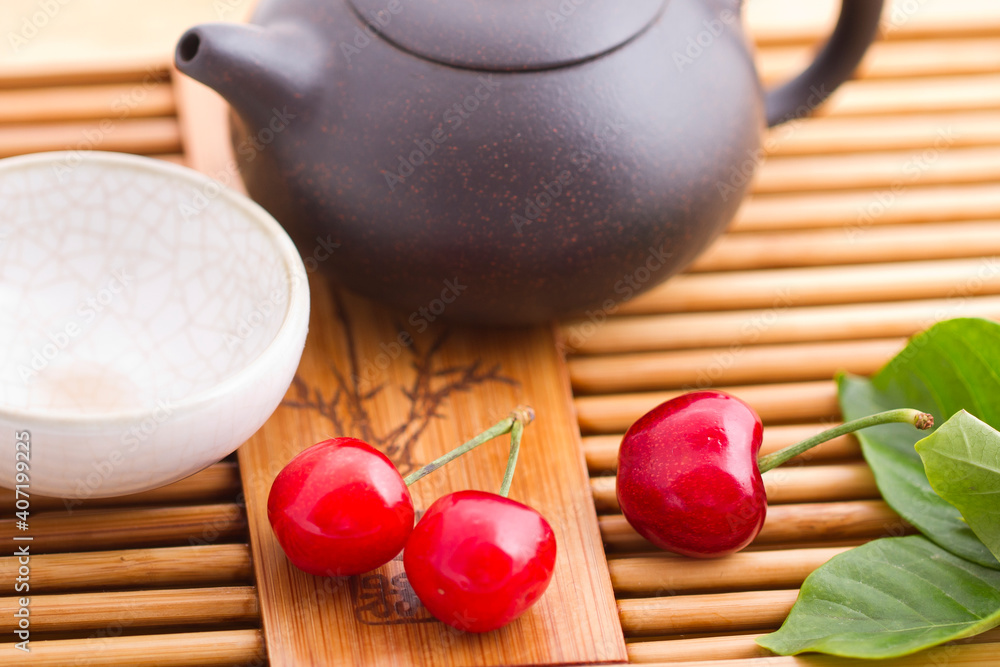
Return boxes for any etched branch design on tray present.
[282,291,518,473]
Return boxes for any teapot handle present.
[765,0,884,126]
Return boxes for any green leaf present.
[837,317,1000,569]
[917,410,1000,561]
[757,536,1000,658]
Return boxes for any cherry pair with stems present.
[267,406,553,633]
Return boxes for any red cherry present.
[616,390,765,558]
[403,490,557,633]
[267,437,414,576]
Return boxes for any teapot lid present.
[347,0,668,71]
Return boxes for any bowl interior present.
[0,154,296,417]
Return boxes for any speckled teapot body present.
[176,0,882,324]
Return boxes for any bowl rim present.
[0,150,310,427]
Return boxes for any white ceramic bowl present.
[0,151,309,497]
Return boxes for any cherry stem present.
[756,408,934,474]
[498,417,524,498]
[403,406,535,487]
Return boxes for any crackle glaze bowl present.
[0,151,310,497]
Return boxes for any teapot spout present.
[175,22,322,129]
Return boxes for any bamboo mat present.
[559,2,1000,664]
[1,1,1000,664]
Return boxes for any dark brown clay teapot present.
[176,0,883,324]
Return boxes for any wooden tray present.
[3,1,1000,664]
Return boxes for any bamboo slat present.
[628,627,1000,664]
[758,39,1000,85]
[584,425,860,473]
[0,462,241,512]
[764,111,1000,157]
[568,338,901,394]
[0,60,169,90]
[0,587,259,633]
[624,258,1000,315]
[627,634,769,664]
[0,82,175,124]
[691,221,1000,273]
[0,117,182,158]
[732,183,1000,232]
[591,464,878,513]
[754,146,1000,195]
[0,504,246,554]
[665,643,1000,667]
[610,547,850,595]
[0,545,252,593]
[618,590,799,636]
[0,630,265,667]
[600,501,908,553]
[819,74,1000,117]
[563,295,1000,356]
[747,0,1000,45]
[576,381,839,434]
[772,463,879,504]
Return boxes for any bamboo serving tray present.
[3,1,1000,665]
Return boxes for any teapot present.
[176,0,883,324]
